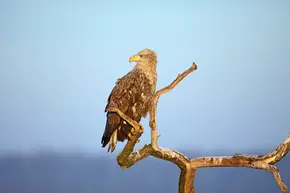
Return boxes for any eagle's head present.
[129,48,157,68]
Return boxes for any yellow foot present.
[131,127,135,133]
[137,138,140,143]
[140,126,144,133]
[127,133,132,140]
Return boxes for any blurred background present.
[1,0,289,192]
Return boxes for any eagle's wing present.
[101,71,142,151]
[105,73,134,113]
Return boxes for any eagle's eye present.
[140,54,143,58]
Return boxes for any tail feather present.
[107,129,118,152]
[101,112,132,153]
[117,126,125,142]
[118,120,131,141]
[101,112,119,148]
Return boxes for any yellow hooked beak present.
[129,55,141,63]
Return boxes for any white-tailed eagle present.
[101,48,158,152]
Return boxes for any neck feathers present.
[134,61,157,85]
[135,61,157,76]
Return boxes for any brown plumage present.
[101,48,158,152]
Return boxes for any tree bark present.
[179,165,196,193]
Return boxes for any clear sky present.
[1,0,289,154]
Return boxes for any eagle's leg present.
[131,126,144,133]
[129,127,143,143]
[128,135,141,143]
[126,133,140,143]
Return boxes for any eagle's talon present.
[131,127,135,133]
[127,133,132,140]
[140,126,144,133]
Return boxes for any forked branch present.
[113,62,289,193]
[190,136,290,192]
[116,63,197,170]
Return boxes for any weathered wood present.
[113,62,289,193]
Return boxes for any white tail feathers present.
[108,127,118,152]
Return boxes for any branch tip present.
[284,136,290,144]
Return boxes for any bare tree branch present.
[150,63,198,148]
[179,165,196,193]
[190,136,290,168]
[190,135,290,192]
[111,62,289,193]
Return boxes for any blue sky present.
[1,0,289,154]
